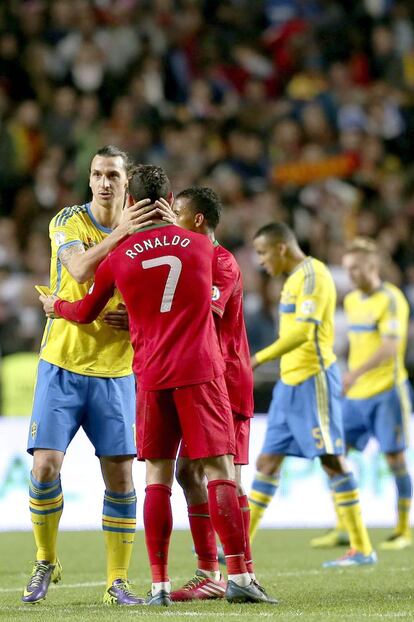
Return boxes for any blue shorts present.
[342,381,412,453]
[262,364,344,459]
[27,360,136,457]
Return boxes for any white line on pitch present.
[0,580,106,593]
[1,565,412,594]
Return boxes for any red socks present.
[207,479,247,575]
[143,484,172,582]
[144,482,252,581]
[188,502,219,572]
[238,494,254,574]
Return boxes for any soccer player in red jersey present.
[40,166,273,606]
[170,187,276,604]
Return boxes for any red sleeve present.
[211,254,237,318]
[54,256,116,323]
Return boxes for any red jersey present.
[211,243,254,418]
[55,224,224,390]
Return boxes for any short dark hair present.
[176,186,222,230]
[91,145,132,174]
[254,222,296,244]
[128,165,171,203]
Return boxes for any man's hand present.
[155,198,176,224]
[251,355,260,370]
[117,198,158,237]
[40,294,60,318]
[342,370,359,394]
[103,303,129,331]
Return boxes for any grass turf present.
[1,529,413,621]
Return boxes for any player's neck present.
[90,198,124,229]
[360,276,382,295]
[286,248,306,273]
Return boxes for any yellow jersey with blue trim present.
[344,282,409,399]
[40,203,133,377]
[279,257,337,385]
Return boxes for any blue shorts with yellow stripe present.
[27,360,136,457]
[262,363,344,459]
[342,381,412,453]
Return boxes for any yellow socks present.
[29,472,63,563]
[248,472,279,542]
[102,490,137,586]
[331,472,372,555]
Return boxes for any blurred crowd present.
[1,0,414,411]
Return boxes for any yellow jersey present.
[344,282,409,399]
[279,257,337,385]
[40,203,133,377]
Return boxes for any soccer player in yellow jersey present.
[22,145,158,605]
[314,238,412,551]
[248,223,376,567]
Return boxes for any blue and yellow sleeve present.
[49,210,83,258]
[295,264,326,325]
[377,291,401,339]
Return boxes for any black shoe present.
[225,580,279,604]
[253,580,279,604]
[145,589,172,606]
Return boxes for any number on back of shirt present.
[142,256,182,313]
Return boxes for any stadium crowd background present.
[1,0,414,413]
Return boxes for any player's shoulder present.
[292,256,330,292]
[382,281,404,298]
[214,244,239,273]
[51,204,89,229]
[118,224,214,257]
[186,227,214,246]
[344,289,359,306]
[381,282,409,311]
[308,256,332,278]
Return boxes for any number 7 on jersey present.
[142,256,183,313]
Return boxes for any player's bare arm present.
[59,199,158,283]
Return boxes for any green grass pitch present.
[1,529,413,621]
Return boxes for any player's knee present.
[105,471,133,493]
[320,454,348,476]
[256,454,281,477]
[101,458,134,493]
[32,458,61,483]
[385,451,406,469]
[175,460,203,491]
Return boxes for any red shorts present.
[179,412,251,465]
[136,375,235,460]
[233,414,251,465]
